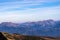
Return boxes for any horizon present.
[0,0,60,23]
[0,19,60,23]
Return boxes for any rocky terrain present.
[0,32,60,40]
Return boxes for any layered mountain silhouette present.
[0,19,60,37]
[0,32,60,40]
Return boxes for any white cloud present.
[0,0,60,12]
[24,0,60,2]
[0,0,43,12]
[0,0,60,23]
[0,6,60,23]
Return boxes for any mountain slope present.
[0,20,60,37]
[1,32,60,40]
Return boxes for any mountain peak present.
[0,22,19,27]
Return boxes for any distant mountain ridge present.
[0,19,60,37]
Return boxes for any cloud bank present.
[0,0,60,23]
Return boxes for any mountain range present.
[0,19,60,37]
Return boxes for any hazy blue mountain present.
[0,20,60,37]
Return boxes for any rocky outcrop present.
[0,32,59,40]
[0,32,7,40]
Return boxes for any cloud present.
[23,0,60,3]
[0,0,60,12]
[0,0,60,22]
[0,1,43,12]
[0,6,60,23]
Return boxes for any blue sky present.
[0,0,60,23]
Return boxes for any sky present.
[0,0,60,23]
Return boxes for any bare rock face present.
[0,32,7,40]
[2,32,15,40]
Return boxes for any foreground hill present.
[0,32,60,40]
[0,20,60,37]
